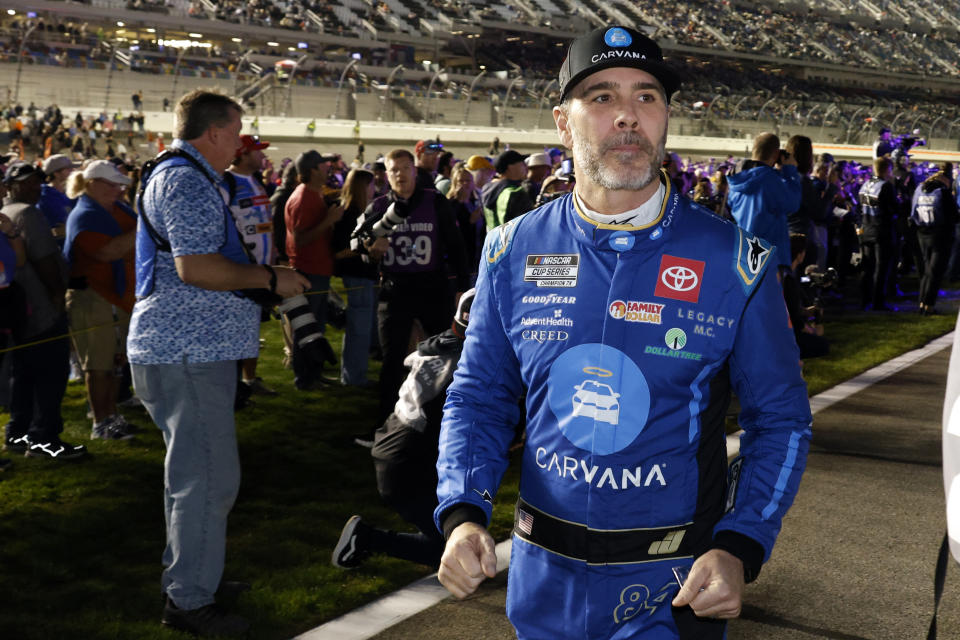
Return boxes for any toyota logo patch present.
[654,255,706,303]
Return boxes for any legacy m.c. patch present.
[524,254,580,288]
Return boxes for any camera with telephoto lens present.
[351,200,411,245]
[801,266,838,289]
[278,294,337,388]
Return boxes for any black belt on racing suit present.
[513,497,711,565]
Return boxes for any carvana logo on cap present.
[604,27,632,48]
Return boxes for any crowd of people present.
[1,103,955,456]
[0,20,960,634]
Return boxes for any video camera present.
[891,133,926,155]
[801,265,838,289]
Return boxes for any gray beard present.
[572,129,667,191]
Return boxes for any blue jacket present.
[63,194,135,297]
[727,164,801,269]
[435,175,811,639]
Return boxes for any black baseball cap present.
[295,150,334,177]
[3,161,42,184]
[495,149,527,174]
[558,26,681,103]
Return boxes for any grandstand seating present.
[3,0,960,147]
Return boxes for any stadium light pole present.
[423,68,447,123]
[818,104,839,142]
[460,68,486,126]
[777,102,798,136]
[13,22,38,106]
[730,95,750,121]
[331,59,359,119]
[889,111,908,133]
[844,106,869,144]
[928,115,945,143]
[170,46,187,108]
[378,64,404,121]
[535,79,558,129]
[500,76,524,128]
[946,117,960,141]
[756,97,778,124]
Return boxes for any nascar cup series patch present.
[524,254,580,288]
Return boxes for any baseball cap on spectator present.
[319,152,341,163]
[495,150,527,175]
[466,155,494,172]
[415,139,443,155]
[546,147,564,161]
[82,160,132,186]
[108,156,135,172]
[452,287,476,338]
[236,134,269,159]
[42,154,77,175]
[295,150,325,176]
[558,25,681,103]
[3,162,42,184]
[525,153,551,168]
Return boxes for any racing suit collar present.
[569,170,675,252]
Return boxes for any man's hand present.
[274,266,310,298]
[365,236,389,261]
[671,549,745,619]
[438,522,498,599]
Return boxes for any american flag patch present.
[517,508,534,535]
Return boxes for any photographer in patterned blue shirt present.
[127,90,309,637]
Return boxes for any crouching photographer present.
[783,234,830,360]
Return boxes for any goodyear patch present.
[734,229,773,294]
[524,254,580,288]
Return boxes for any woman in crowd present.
[446,162,483,278]
[63,160,138,441]
[332,168,380,387]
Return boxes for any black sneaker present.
[4,434,31,453]
[332,515,371,569]
[215,581,251,607]
[91,417,136,441]
[161,600,250,637]
[161,581,251,607]
[25,438,87,460]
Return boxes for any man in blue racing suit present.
[434,25,812,640]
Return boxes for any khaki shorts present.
[66,288,130,372]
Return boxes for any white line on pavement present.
[297,331,955,640]
[294,539,512,640]
[808,331,954,415]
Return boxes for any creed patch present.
[525,254,580,288]
[735,229,773,293]
[654,255,705,303]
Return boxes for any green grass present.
[0,280,956,638]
